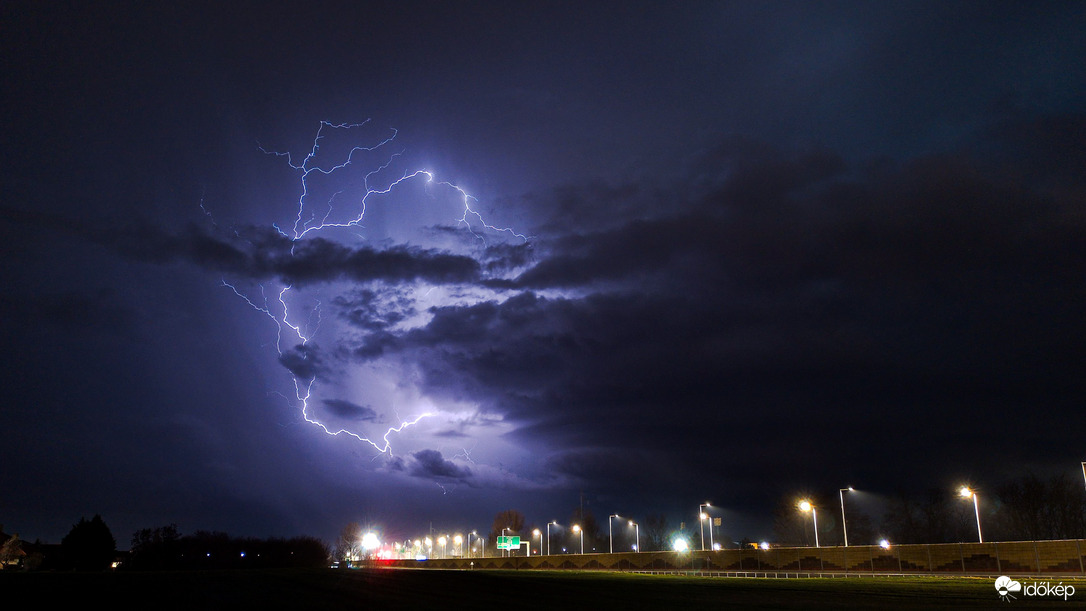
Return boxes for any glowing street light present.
[454,534,463,558]
[839,487,855,547]
[438,535,447,559]
[672,537,689,552]
[467,531,477,558]
[533,529,541,555]
[698,503,713,551]
[628,520,640,553]
[546,521,557,555]
[959,486,983,543]
[1081,462,1085,493]
[361,532,380,553]
[608,514,621,554]
[572,524,584,555]
[798,500,819,547]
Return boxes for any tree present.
[335,522,362,563]
[1,534,23,568]
[643,514,669,551]
[994,473,1086,540]
[61,515,116,571]
[129,524,181,570]
[490,509,526,545]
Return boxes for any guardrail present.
[382,539,1086,576]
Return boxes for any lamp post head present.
[572,524,581,532]
[959,486,974,498]
[799,500,813,512]
[533,529,541,536]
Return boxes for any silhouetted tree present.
[61,515,116,571]
[490,509,526,547]
[335,522,362,563]
[643,514,669,551]
[129,524,181,570]
[994,473,1086,540]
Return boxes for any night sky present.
[3,1,1084,546]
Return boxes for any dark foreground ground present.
[3,568,1085,609]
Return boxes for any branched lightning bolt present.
[221,120,526,457]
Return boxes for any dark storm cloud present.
[355,130,1086,496]
[332,289,414,331]
[321,399,379,422]
[408,449,472,481]
[277,344,322,381]
[0,210,483,286]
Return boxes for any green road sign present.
[496,536,521,550]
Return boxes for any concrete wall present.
[383,539,1086,575]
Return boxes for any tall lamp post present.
[468,531,478,558]
[608,514,621,554]
[1081,462,1085,492]
[959,486,983,543]
[698,503,712,551]
[839,487,854,547]
[454,534,463,558]
[572,524,584,555]
[546,521,557,556]
[533,529,541,555]
[799,500,819,547]
[629,520,640,552]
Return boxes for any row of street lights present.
[407,468,1086,557]
[794,484,988,548]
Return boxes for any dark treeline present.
[773,473,1086,546]
[127,525,329,570]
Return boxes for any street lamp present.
[454,534,463,558]
[839,487,855,547]
[959,486,983,543]
[467,531,477,558]
[533,529,541,555]
[629,520,640,552]
[438,535,447,559]
[1081,462,1085,493]
[698,503,713,551]
[608,514,621,554]
[547,521,558,555]
[798,500,819,547]
[572,524,584,555]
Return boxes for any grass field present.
[4,568,1085,609]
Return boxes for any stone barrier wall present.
[382,539,1086,575]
